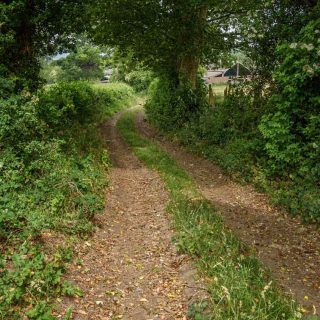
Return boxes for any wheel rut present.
[57,112,203,319]
[135,110,320,316]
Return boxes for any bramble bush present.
[0,243,77,319]
[0,80,135,317]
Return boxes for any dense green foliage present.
[0,81,134,317]
[91,0,259,91]
[108,51,154,92]
[117,109,301,320]
[57,45,104,81]
[0,244,76,319]
[144,1,320,222]
[259,17,320,219]
[124,69,154,93]
[146,76,207,130]
[0,0,89,94]
[147,73,319,222]
[41,44,106,83]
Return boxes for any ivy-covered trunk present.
[178,54,199,90]
[176,5,207,90]
[17,0,40,91]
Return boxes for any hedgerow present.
[0,81,135,318]
[258,18,320,220]
[145,76,207,131]
[145,17,320,222]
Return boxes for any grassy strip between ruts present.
[117,108,304,320]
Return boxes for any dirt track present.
[58,113,204,319]
[135,110,320,316]
[57,109,320,319]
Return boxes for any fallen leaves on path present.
[135,110,320,316]
[55,114,205,319]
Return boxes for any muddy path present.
[57,113,204,319]
[135,110,320,315]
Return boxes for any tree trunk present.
[178,55,199,90]
[15,0,40,90]
[177,5,208,90]
[208,84,215,108]
[20,0,35,60]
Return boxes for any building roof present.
[204,64,251,79]
[205,71,224,78]
[224,64,251,77]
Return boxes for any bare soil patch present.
[135,110,320,316]
[57,113,204,319]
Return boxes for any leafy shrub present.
[0,66,15,99]
[0,80,135,316]
[259,19,320,178]
[38,81,99,127]
[145,76,207,131]
[125,69,154,92]
[40,63,64,84]
[92,82,135,117]
[0,86,110,240]
[163,80,266,181]
[258,18,320,221]
[0,81,134,240]
[0,244,76,319]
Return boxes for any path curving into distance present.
[57,112,204,319]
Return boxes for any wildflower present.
[289,43,298,49]
[301,43,314,51]
[261,281,272,299]
[303,65,315,76]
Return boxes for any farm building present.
[204,63,251,84]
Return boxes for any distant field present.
[90,81,111,90]
[211,83,227,96]
[207,83,227,103]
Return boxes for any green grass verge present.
[117,108,302,320]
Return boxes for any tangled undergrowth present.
[0,81,135,318]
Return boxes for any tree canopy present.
[90,0,260,88]
[2,0,318,92]
[0,0,90,94]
